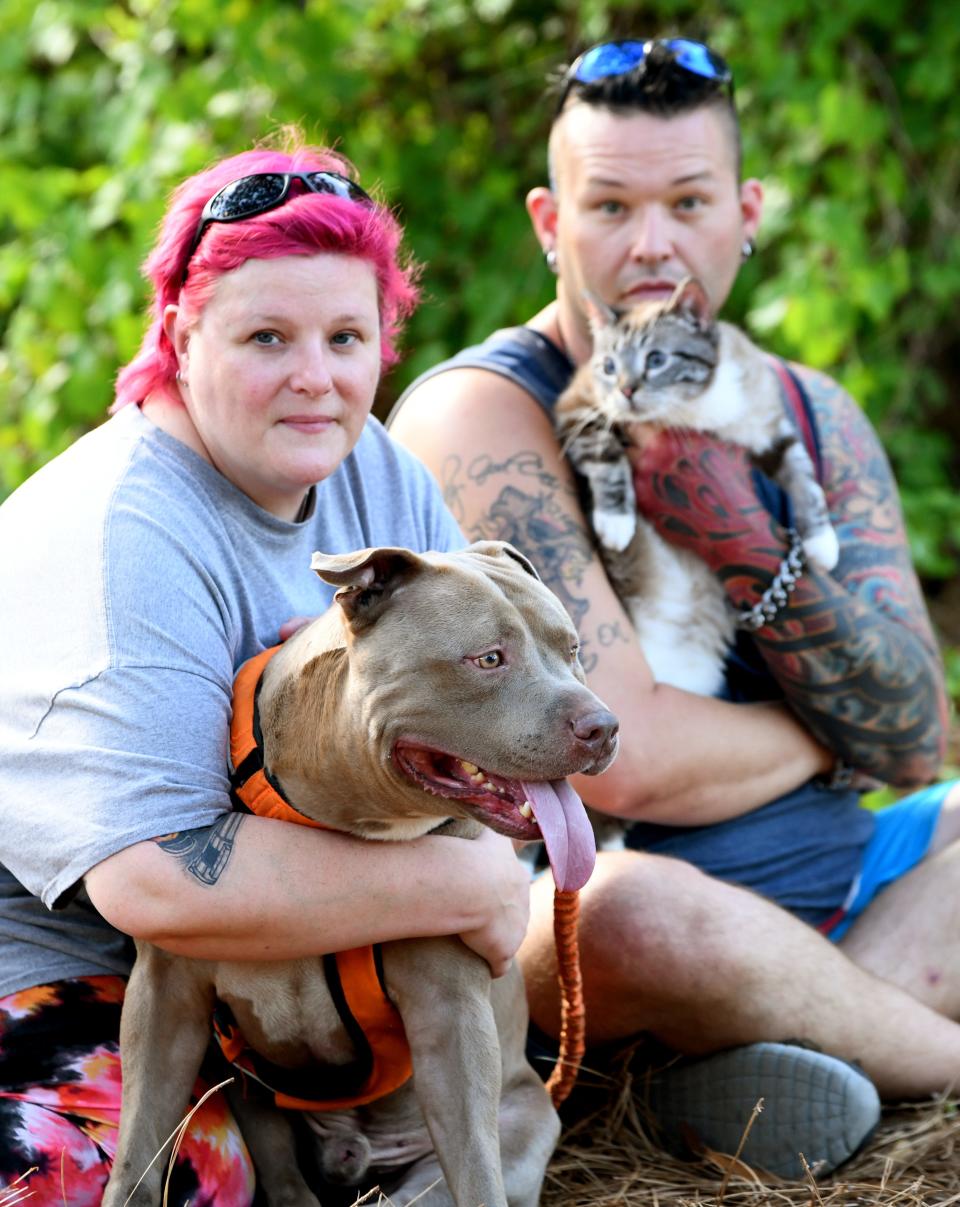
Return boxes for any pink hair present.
[113,142,419,410]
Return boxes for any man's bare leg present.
[839,783,960,1021]
[519,844,960,1099]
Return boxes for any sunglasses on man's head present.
[181,170,374,283]
[556,37,733,113]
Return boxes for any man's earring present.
[741,238,755,260]
[545,248,558,274]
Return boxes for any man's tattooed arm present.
[447,450,619,672]
[152,813,244,887]
[632,371,948,785]
[442,450,570,526]
[757,370,948,783]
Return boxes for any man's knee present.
[577,850,724,980]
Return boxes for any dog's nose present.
[570,708,619,755]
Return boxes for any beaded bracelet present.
[735,528,806,632]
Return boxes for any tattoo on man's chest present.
[153,813,244,886]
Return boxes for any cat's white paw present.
[593,510,637,552]
[802,526,840,572]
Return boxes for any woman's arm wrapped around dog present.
[85,821,531,978]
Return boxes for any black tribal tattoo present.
[153,813,244,887]
[752,370,949,784]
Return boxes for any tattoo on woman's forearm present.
[153,814,244,887]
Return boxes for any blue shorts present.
[824,780,955,941]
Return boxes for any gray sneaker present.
[644,1042,881,1179]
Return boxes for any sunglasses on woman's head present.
[181,170,374,283]
[556,37,733,113]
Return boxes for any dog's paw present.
[802,526,840,572]
[593,510,636,552]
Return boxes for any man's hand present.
[628,427,788,607]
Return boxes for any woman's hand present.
[450,829,532,978]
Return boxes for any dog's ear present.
[311,547,424,629]
[465,541,542,582]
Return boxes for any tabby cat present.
[555,276,839,700]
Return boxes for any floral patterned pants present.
[0,976,255,1206]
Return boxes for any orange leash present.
[544,887,586,1108]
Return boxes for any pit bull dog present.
[101,541,619,1207]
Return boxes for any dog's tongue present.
[520,779,596,891]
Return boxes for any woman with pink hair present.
[0,139,529,1204]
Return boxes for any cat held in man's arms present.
[555,276,839,702]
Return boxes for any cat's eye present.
[646,350,668,370]
[602,356,616,376]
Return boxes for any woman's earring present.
[545,248,559,274]
[176,369,188,387]
[741,238,755,260]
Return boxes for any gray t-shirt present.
[0,405,464,997]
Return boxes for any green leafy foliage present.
[2,0,957,701]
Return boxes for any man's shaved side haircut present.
[547,46,743,193]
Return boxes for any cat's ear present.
[582,290,621,332]
[669,277,713,330]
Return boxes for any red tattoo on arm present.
[630,380,948,786]
[631,429,788,603]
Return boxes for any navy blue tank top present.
[392,327,874,926]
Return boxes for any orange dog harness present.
[224,645,413,1111]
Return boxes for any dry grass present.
[539,1051,960,1207]
[8,1080,960,1207]
[309,1041,960,1207]
[0,1167,36,1206]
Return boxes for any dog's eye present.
[570,644,580,662]
[472,651,504,669]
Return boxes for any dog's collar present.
[229,644,331,830]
